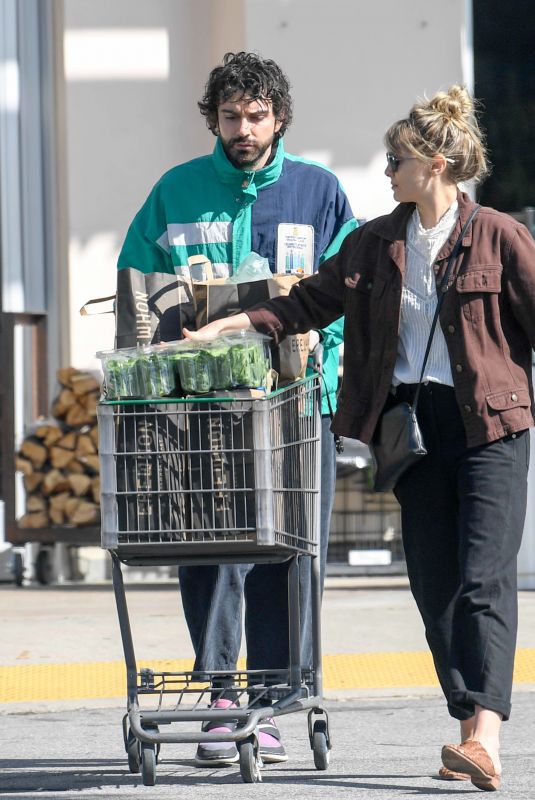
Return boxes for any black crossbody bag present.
[370,205,480,492]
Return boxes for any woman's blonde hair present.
[384,85,490,184]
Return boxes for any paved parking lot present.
[2,577,535,797]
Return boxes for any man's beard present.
[222,135,274,169]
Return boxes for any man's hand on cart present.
[183,312,252,341]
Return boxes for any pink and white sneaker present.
[258,717,288,763]
[194,699,239,767]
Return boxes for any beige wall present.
[246,0,471,221]
[64,0,470,371]
[64,0,245,369]
[62,0,535,590]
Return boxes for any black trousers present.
[391,382,529,721]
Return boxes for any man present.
[116,51,356,766]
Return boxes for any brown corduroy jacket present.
[247,191,535,446]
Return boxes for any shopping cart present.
[97,375,331,784]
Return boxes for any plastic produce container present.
[172,331,271,394]
[97,348,143,399]
[226,331,271,389]
[135,346,176,398]
[97,330,272,399]
[171,348,213,394]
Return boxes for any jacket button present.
[464,405,472,413]
[511,393,518,401]
[447,325,455,333]
[455,364,463,372]
[367,281,373,290]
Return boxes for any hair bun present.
[387,85,490,185]
[430,85,474,124]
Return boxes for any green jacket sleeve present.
[117,183,174,275]
[313,216,357,414]
[317,217,357,349]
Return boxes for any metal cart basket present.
[98,375,331,784]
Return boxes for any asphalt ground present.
[2,576,535,798]
[2,694,535,799]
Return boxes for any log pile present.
[15,367,101,528]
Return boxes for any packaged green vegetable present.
[136,348,175,398]
[98,350,142,399]
[172,331,271,391]
[208,344,233,389]
[229,340,268,388]
[172,349,213,394]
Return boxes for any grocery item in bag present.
[193,273,309,382]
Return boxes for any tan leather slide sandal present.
[438,766,470,781]
[441,740,501,791]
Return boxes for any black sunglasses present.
[386,153,419,172]
[386,152,456,172]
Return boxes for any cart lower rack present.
[97,376,331,784]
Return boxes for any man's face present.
[217,95,282,171]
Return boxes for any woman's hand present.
[182,312,252,341]
[345,274,358,289]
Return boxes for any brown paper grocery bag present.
[113,268,194,347]
[193,274,310,382]
[113,257,215,347]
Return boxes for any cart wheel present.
[142,724,160,764]
[238,737,262,783]
[312,720,330,770]
[35,549,53,585]
[141,741,156,786]
[126,733,141,773]
[12,552,24,586]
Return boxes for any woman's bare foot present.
[460,716,475,742]
[471,706,502,775]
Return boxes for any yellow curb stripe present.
[322,651,439,689]
[1,649,535,704]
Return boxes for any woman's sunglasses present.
[386,152,456,172]
[386,153,419,172]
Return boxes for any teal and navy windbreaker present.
[117,138,357,414]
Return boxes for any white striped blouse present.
[393,201,459,387]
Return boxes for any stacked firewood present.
[15,367,101,528]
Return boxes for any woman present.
[184,86,535,791]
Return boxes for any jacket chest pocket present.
[345,271,387,305]
[455,266,502,322]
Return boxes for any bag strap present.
[308,343,344,454]
[411,204,480,413]
[79,295,116,315]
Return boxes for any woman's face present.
[385,149,431,204]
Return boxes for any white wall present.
[64,0,470,372]
[246,0,471,222]
[61,1,535,586]
[64,0,244,370]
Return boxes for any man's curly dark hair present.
[198,52,293,138]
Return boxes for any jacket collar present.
[368,203,413,273]
[211,137,285,199]
[370,189,478,271]
[435,190,478,261]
